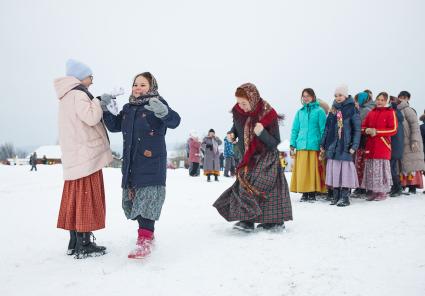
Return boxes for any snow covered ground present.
[1,165,424,296]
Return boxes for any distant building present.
[29,145,62,165]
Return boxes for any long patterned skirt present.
[213,150,293,224]
[361,159,393,193]
[122,186,166,221]
[57,170,106,232]
[290,150,326,193]
[355,148,367,186]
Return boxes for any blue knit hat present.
[357,92,369,106]
[65,59,93,80]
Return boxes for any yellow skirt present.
[290,150,326,193]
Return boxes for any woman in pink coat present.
[188,131,201,176]
[54,59,112,259]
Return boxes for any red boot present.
[128,228,154,259]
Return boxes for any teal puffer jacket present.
[290,101,327,151]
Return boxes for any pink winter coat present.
[188,137,201,163]
[54,77,112,180]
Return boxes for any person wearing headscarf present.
[213,83,293,232]
[102,72,181,259]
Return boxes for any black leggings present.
[136,216,155,232]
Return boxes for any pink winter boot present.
[128,228,154,259]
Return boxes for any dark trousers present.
[30,165,37,171]
[189,162,200,176]
[224,157,235,176]
[390,159,402,191]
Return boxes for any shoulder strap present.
[72,85,94,100]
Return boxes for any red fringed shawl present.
[232,99,279,198]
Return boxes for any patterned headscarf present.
[129,72,160,105]
[236,83,262,111]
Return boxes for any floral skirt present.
[355,149,367,186]
[361,159,392,193]
[325,159,359,189]
[122,186,166,221]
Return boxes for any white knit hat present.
[335,84,349,98]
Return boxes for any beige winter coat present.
[398,100,425,174]
[54,77,112,180]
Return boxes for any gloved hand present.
[349,148,355,154]
[206,144,213,150]
[411,141,420,153]
[144,98,169,118]
[106,100,119,115]
[100,94,114,109]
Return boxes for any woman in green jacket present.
[290,88,327,201]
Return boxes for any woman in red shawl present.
[213,83,293,232]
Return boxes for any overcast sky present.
[1,0,424,152]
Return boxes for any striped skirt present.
[57,170,106,232]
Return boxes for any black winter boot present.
[257,223,285,231]
[74,232,106,259]
[325,189,333,201]
[67,230,77,255]
[207,174,211,182]
[215,175,219,182]
[300,193,309,202]
[233,221,255,232]
[337,187,351,207]
[308,192,316,202]
[330,188,341,205]
[408,186,417,195]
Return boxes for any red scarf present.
[232,99,278,198]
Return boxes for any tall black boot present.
[207,174,211,182]
[215,175,219,182]
[300,193,309,202]
[326,189,333,201]
[67,230,77,255]
[408,186,417,195]
[74,232,106,259]
[308,192,316,202]
[330,188,341,205]
[233,221,255,232]
[337,187,351,207]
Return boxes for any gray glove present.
[100,94,114,111]
[144,98,169,118]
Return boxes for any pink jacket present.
[54,77,112,180]
[188,137,201,163]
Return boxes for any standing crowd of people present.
[53,58,424,260]
[290,86,425,206]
